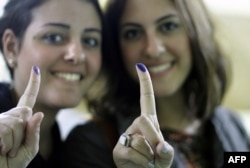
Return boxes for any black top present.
[0,83,63,168]
[64,106,250,168]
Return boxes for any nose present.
[64,41,85,64]
[144,33,166,58]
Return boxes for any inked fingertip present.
[33,66,40,75]
[136,63,147,72]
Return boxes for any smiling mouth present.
[148,62,173,73]
[51,72,83,82]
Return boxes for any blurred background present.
[202,0,250,134]
[0,0,249,136]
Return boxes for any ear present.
[2,29,19,68]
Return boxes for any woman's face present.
[12,0,102,108]
[119,0,192,97]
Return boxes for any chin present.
[154,87,178,98]
[62,100,80,108]
[47,97,81,109]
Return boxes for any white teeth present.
[54,72,81,81]
[148,63,172,73]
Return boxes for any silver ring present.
[119,133,132,147]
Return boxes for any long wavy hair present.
[90,0,231,120]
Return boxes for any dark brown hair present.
[0,0,104,78]
[93,0,230,120]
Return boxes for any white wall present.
[0,0,10,82]
[0,0,7,16]
[204,0,250,16]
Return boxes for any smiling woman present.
[0,0,104,168]
[62,0,250,168]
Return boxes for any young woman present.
[64,0,250,167]
[0,0,104,167]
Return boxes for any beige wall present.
[204,1,250,134]
[216,15,250,111]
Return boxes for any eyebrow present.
[155,14,177,24]
[42,23,70,29]
[42,23,101,33]
[84,28,102,34]
[120,23,142,30]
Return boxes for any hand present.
[113,63,174,168]
[0,66,44,168]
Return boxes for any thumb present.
[24,112,44,157]
[155,141,174,167]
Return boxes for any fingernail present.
[33,66,40,75]
[161,141,169,154]
[136,63,146,72]
[148,160,155,168]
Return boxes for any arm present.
[0,66,43,168]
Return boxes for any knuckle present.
[23,92,37,99]
[19,106,32,113]
[14,118,25,127]
[132,135,145,147]
[135,115,148,124]
[0,118,24,135]
[0,125,12,136]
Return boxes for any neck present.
[156,91,200,134]
[34,104,59,160]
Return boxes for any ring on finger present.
[119,133,132,147]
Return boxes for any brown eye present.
[160,22,179,33]
[82,37,100,48]
[42,33,65,44]
[122,29,141,41]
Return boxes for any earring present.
[8,59,15,67]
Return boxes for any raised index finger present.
[17,66,41,108]
[136,63,156,116]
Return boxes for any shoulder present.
[213,106,239,120]
[211,106,250,151]
[212,106,246,128]
[66,118,117,149]
[212,106,246,131]
[63,120,116,167]
[66,121,103,142]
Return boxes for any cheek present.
[122,53,139,82]
[176,38,192,68]
[87,53,102,74]
[121,43,141,75]
[18,45,59,68]
[166,36,190,55]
